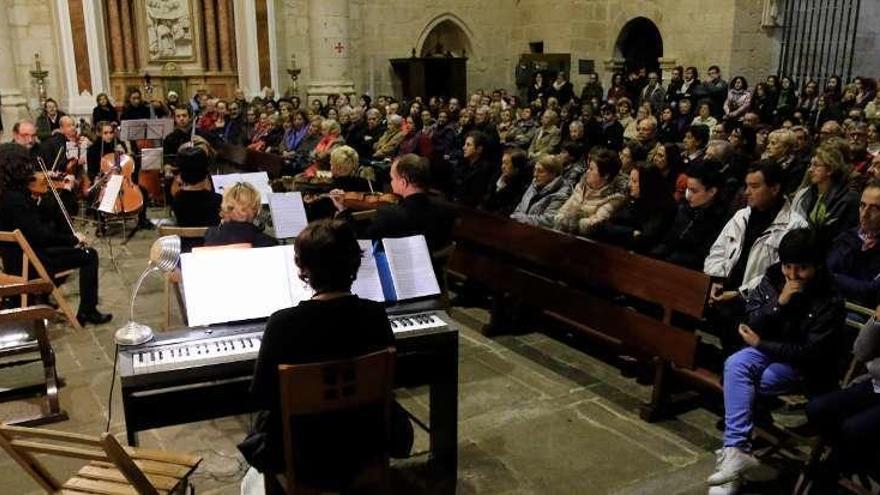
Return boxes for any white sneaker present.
[708,478,741,495]
[706,447,759,486]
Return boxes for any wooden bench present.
[446,208,718,420]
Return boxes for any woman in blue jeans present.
[708,229,846,494]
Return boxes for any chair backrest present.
[0,425,159,495]
[0,230,46,285]
[277,347,396,489]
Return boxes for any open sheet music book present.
[180,245,313,327]
[268,192,309,239]
[180,235,439,327]
[211,172,272,204]
[352,235,441,303]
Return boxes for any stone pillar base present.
[307,80,356,103]
[0,90,30,137]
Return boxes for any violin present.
[304,191,399,211]
[29,171,68,198]
[93,152,144,214]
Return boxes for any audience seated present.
[651,161,729,269]
[452,131,495,207]
[205,182,278,248]
[708,229,846,493]
[649,142,687,202]
[827,179,880,307]
[510,154,572,227]
[705,161,808,354]
[527,110,562,161]
[554,147,625,236]
[481,148,531,215]
[373,114,406,160]
[592,163,676,252]
[792,145,859,237]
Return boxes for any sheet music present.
[97,175,124,213]
[141,148,163,171]
[211,172,272,204]
[119,119,174,141]
[65,141,79,160]
[181,246,311,327]
[268,192,308,239]
[352,240,386,302]
[382,235,440,300]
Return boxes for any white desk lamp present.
[114,235,181,346]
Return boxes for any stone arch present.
[416,14,474,58]
[613,16,664,74]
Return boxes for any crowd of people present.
[7,64,880,494]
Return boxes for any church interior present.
[1,0,880,494]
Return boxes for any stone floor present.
[0,209,804,494]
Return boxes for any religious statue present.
[146,0,194,60]
[762,0,782,28]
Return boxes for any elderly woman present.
[301,118,345,177]
[763,128,802,195]
[373,114,406,160]
[527,109,562,161]
[792,145,859,238]
[554,147,626,236]
[510,153,572,227]
[204,182,277,248]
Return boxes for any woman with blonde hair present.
[792,145,859,237]
[204,182,278,247]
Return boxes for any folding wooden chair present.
[0,424,202,494]
[268,347,396,494]
[0,230,82,331]
[156,226,208,331]
[0,280,67,426]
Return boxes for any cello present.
[137,73,165,204]
[92,150,144,214]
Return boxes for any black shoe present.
[137,220,155,230]
[76,310,113,326]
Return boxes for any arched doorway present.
[391,15,471,100]
[614,17,663,74]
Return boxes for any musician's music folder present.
[352,235,440,303]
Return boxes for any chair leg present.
[53,286,83,331]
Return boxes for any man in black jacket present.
[707,229,846,492]
[332,154,455,253]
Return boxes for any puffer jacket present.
[704,198,807,294]
[554,182,625,236]
[510,176,572,228]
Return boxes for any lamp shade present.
[149,235,181,272]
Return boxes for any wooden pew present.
[216,143,285,179]
[446,208,719,420]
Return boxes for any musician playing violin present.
[0,143,112,325]
[331,153,455,253]
[35,116,86,216]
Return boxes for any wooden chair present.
[156,226,208,331]
[0,230,82,331]
[0,424,202,494]
[269,347,396,494]
[0,280,67,426]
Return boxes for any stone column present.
[658,57,678,86]
[203,0,219,71]
[120,0,136,72]
[217,0,233,72]
[0,7,28,134]
[306,0,354,101]
[105,0,124,73]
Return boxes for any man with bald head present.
[38,115,84,172]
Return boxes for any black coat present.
[748,265,846,395]
[204,221,278,248]
[794,182,859,238]
[0,190,78,273]
[92,105,118,126]
[361,193,456,253]
[827,227,880,307]
[452,158,495,208]
[593,196,677,252]
[481,172,531,216]
[651,200,729,270]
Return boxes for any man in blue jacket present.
[827,179,880,310]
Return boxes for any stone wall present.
[853,0,880,79]
[7,0,65,115]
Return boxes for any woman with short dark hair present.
[242,219,413,489]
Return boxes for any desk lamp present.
[114,235,181,346]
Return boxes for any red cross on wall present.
[334,42,345,54]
